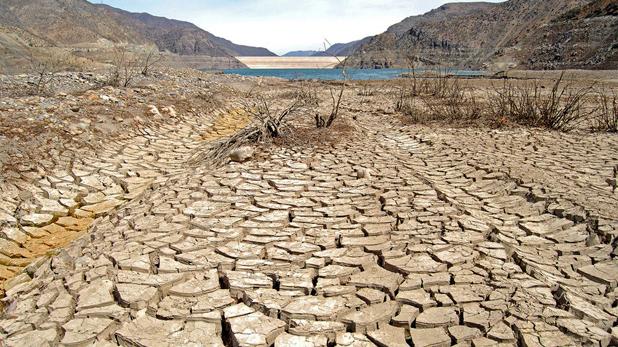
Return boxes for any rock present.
[146,105,161,117]
[392,304,419,329]
[356,288,386,304]
[487,321,516,343]
[20,213,54,226]
[288,320,346,344]
[230,146,255,163]
[115,284,158,309]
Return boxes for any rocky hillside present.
[344,0,618,70]
[0,0,275,72]
[323,37,372,57]
[98,5,276,57]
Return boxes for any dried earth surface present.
[0,69,617,347]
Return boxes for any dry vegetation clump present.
[27,52,81,96]
[314,80,346,128]
[192,91,306,165]
[396,74,485,126]
[106,45,163,87]
[395,71,615,132]
[593,92,617,132]
[487,73,595,131]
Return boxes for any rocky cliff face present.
[344,0,617,70]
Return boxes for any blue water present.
[222,68,484,81]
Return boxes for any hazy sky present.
[91,0,505,55]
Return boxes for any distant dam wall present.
[236,56,346,69]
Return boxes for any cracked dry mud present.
[1,79,618,347]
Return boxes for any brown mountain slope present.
[344,0,617,70]
[0,0,275,60]
[2,0,144,46]
[96,5,276,57]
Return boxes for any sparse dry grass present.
[394,71,614,131]
[593,92,617,132]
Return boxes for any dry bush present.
[488,73,595,131]
[27,52,71,95]
[240,93,304,138]
[191,92,305,165]
[282,82,320,107]
[315,43,347,128]
[395,71,598,131]
[593,92,617,132]
[107,46,161,87]
[107,46,141,87]
[140,48,163,76]
[315,80,345,128]
[358,81,377,97]
[396,72,480,124]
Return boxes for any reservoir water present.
[222,68,484,81]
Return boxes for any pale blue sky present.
[90,0,505,55]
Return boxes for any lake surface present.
[222,68,484,81]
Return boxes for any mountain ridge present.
[0,0,276,72]
[343,0,618,70]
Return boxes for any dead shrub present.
[140,48,163,76]
[593,92,617,132]
[315,80,345,128]
[191,92,304,165]
[27,52,71,95]
[107,46,141,87]
[396,71,481,125]
[107,46,161,87]
[315,44,347,128]
[357,82,376,97]
[488,73,595,131]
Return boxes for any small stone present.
[21,213,54,227]
[230,146,255,162]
